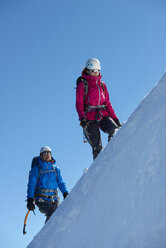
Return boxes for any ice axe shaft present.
[23,210,30,235]
[23,208,36,235]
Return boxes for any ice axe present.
[23,209,35,235]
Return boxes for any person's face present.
[87,69,100,76]
[40,151,51,162]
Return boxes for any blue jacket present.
[27,158,68,201]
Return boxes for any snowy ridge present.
[28,72,166,248]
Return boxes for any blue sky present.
[0,0,165,247]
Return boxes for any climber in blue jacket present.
[27,146,69,223]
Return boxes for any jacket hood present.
[38,157,56,167]
[82,73,102,84]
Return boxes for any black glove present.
[80,118,88,128]
[63,192,69,199]
[113,118,122,127]
[27,198,35,211]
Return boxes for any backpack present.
[76,77,89,100]
[31,156,40,168]
[76,76,106,100]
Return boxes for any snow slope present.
[27,72,166,248]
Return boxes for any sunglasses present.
[90,69,100,73]
[41,151,51,155]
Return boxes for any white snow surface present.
[27,72,166,248]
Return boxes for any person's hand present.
[113,118,122,127]
[80,118,88,128]
[63,192,69,199]
[27,198,35,211]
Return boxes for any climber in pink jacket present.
[76,58,121,160]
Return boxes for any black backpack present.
[76,77,89,100]
[31,156,40,168]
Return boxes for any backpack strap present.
[31,157,58,197]
[36,161,58,182]
[101,82,106,97]
[34,164,58,200]
[76,77,106,100]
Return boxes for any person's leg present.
[36,198,58,223]
[99,116,118,142]
[84,121,102,160]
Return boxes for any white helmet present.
[85,58,101,70]
[40,146,52,154]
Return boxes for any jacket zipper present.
[96,76,100,106]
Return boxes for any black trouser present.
[83,116,117,160]
[36,198,59,223]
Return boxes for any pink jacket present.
[76,73,118,121]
